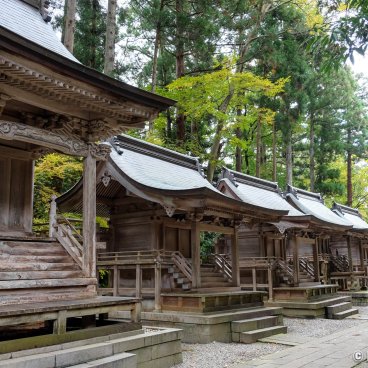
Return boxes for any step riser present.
[331,308,359,320]
[239,326,287,343]
[232,316,278,333]
[326,302,353,317]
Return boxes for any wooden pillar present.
[291,234,299,286]
[49,194,57,238]
[154,262,162,311]
[359,239,365,270]
[136,264,142,299]
[347,235,353,272]
[83,153,96,278]
[268,266,273,301]
[191,220,201,288]
[231,227,240,287]
[113,265,119,296]
[313,237,320,282]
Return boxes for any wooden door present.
[0,154,33,236]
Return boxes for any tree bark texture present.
[104,0,117,75]
[63,0,77,53]
[309,115,315,191]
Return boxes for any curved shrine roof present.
[286,186,351,229]
[218,168,305,219]
[0,0,78,62]
[332,203,368,231]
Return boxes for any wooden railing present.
[238,257,276,299]
[211,253,232,281]
[97,250,174,266]
[330,255,349,272]
[273,258,294,285]
[299,257,315,278]
[53,223,83,268]
[172,251,193,282]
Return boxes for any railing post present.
[252,268,257,291]
[268,264,273,301]
[154,260,162,311]
[113,264,119,296]
[136,264,142,299]
[231,226,240,287]
[49,194,57,238]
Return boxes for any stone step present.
[239,325,287,344]
[332,308,359,320]
[326,301,353,317]
[69,352,137,368]
[232,316,278,332]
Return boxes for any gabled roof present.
[285,186,352,230]
[57,136,288,219]
[218,168,306,219]
[332,203,368,231]
[0,0,78,62]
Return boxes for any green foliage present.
[200,232,220,263]
[34,154,83,220]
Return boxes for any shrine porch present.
[265,284,359,318]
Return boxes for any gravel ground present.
[173,306,368,368]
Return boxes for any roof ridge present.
[112,135,205,175]
[332,202,362,217]
[287,185,323,203]
[221,167,280,193]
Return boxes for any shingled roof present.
[285,186,352,230]
[0,0,78,62]
[332,203,368,231]
[218,168,306,219]
[57,135,288,220]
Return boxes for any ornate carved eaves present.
[0,120,111,159]
[0,55,159,130]
[0,94,11,116]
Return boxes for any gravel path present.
[173,306,368,368]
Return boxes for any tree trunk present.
[309,114,315,191]
[255,116,261,177]
[207,89,234,182]
[347,128,353,206]
[272,121,277,181]
[90,0,98,68]
[63,0,77,53]
[235,127,242,172]
[286,122,293,186]
[104,0,117,75]
[175,0,186,143]
[148,0,165,132]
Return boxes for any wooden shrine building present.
[56,134,288,313]
[218,168,358,318]
[0,0,179,353]
[330,203,368,289]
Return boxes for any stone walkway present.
[230,320,368,367]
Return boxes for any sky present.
[349,53,368,78]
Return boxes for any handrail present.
[239,256,277,268]
[54,223,83,268]
[97,250,174,265]
[211,253,232,281]
[330,255,349,272]
[172,251,193,282]
[56,215,83,242]
[299,257,315,278]
[274,258,294,283]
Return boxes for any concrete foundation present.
[0,326,183,368]
[130,307,284,343]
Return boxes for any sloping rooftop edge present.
[221,167,280,193]
[0,26,176,110]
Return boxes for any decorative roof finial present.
[39,0,52,23]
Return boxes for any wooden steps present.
[0,239,93,305]
[231,307,287,344]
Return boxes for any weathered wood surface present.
[0,296,141,333]
[0,240,96,305]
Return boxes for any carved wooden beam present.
[0,94,11,116]
[0,120,111,159]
